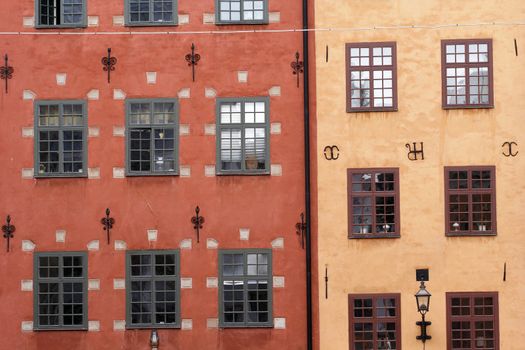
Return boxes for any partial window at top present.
[216,0,269,24]
[442,39,493,108]
[37,0,86,28]
[125,0,178,26]
[346,42,398,112]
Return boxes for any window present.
[33,252,88,330]
[442,39,493,108]
[34,100,87,178]
[126,99,179,176]
[216,0,268,24]
[447,292,499,350]
[219,249,272,327]
[216,97,270,175]
[346,42,397,112]
[445,166,496,236]
[36,0,87,28]
[347,168,400,238]
[348,294,401,350]
[125,0,178,26]
[126,250,181,328]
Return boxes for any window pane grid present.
[447,168,495,235]
[443,40,492,107]
[220,250,271,327]
[349,170,398,236]
[349,295,400,350]
[35,253,86,329]
[128,251,179,327]
[39,0,85,26]
[127,100,178,175]
[218,0,266,22]
[36,102,86,177]
[448,293,498,350]
[128,0,176,24]
[347,43,396,111]
[218,99,269,173]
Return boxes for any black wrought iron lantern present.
[415,281,432,342]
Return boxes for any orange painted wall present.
[0,1,312,349]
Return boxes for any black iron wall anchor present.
[323,145,340,161]
[291,51,304,88]
[101,48,117,83]
[2,215,15,252]
[406,142,425,161]
[295,213,306,249]
[100,208,115,245]
[191,206,204,243]
[324,265,328,299]
[185,43,201,82]
[502,141,518,157]
[0,54,14,94]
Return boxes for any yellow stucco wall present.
[315,1,525,349]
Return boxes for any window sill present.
[446,232,497,237]
[34,326,88,331]
[347,107,398,113]
[215,21,269,26]
[35,25,87,29]
[126,324,181,330]
[219,324,274,329]
[125,172,179,177]
[124,22,178,27]
[348,234,400,239]
[442,104,494,110]
[34,174,88,179]
[216,171,271,176]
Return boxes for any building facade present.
[0,1,313,349]
[315,1,524,349]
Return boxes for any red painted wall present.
[0,1,310,349]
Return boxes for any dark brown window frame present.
[441,39,494,109]
[446,292,499,350]
[348,293,402,350]
[346,42,398,113]
[444,166,497,236]
[347,168,400,239]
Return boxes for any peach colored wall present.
[0,1,311,349]
[314,1,525,349]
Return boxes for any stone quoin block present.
[21,321,33,332]
[180,166,191,177]
[113,126,125,137]
[180,239,192,250]
[56,73,67,86]
[55,230,66,243]
[88,127,100,137]
[87,240,100,251]
[22,127,34,138]
[112,16,124,26]
[21,280,33,291]
[204,124,216,135]
[87,89,99,100]
[88,16,99,27]
[271,164,282,176]
[113,167,125,178]
[113,279,125,290]
[113,89,126,100]
[271,237,284,249]
[23,17,35,27]
[178,14,189,24]
[270,123,282,135]
[205,87,217,98]
[204,165,215,177]
[273,276,285,288]
[181,278,192,289]
[178,88,190,99]
[240,228,250,241]
[23,90,36,100]
[206,277,218,288]
[147,230,158,242]
[88,279,100,290]
[237,71,248,83]
[203,13,215,24]
[114,240,127,250]
[181,319,193,330]
[88,168,100,179]
[207,318,219,328]
[206,238,218,249]
[88,320,100,331]
[113,320,126,331]
[22,240,36,252]
[274,318,286,329]
[268,86,281,97]
[22,168,34,179]
[269,12,281,23]
[179,124,190,136]
[146,72,157,84]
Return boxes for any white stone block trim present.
[205,87,217,98]
[271,237,284,249]
[270,123,281,135]
[180,165,191,177]
[204,165,215,177]
[268,86,281,97]
[181,319,193,330]
[113,126,125,137]
[237,71,248,83]
[240,228,250,241]
[178,14,189,24]
[88,16,99,27]
[87,240,100,251]
[269,12,281,23]
[203,13,215,24]
[113,16,124,26]
[147,230,158,242]
[274,317,286,329]
[206,238,218,249]
[207,318,219,328]
[21,280,33,291]
[146,72,157,84]
[87,89,100,100]
[180,238,192,250]
[113,279,125,290]
[22,240,36,252]
[178,88,190,99]
[113,167,125,178]
[273,276,285,288]
[88,279,100,290]
[21,321,33,332]
[271,164,282,176]
[22,168,34,179]
[204,124,216,135]
[55,230,66,243]
[179,124,190,136]
[88,127,100,137]
[206,277,218,288]
[88,320,100,331]
[23,17,35,27]
[23,90,36,100]
[88,168,101,179]
[113,89,126,100]
[56,73,67,86]
[181,278,192,289]
[22,127,34,138]
[113,320,126,331]
[114,240,127,250]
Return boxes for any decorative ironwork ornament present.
[295,213,306,249]
[185,43,201,82]
[191,206,204,243]
[406,142,424,161]
[502,141,518,157]
[291,51,304,88]
[2,215,15,252]
[323,145,340,161]
[0,54,14,93]
[101,48,117,83]
[100,208,115,245]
